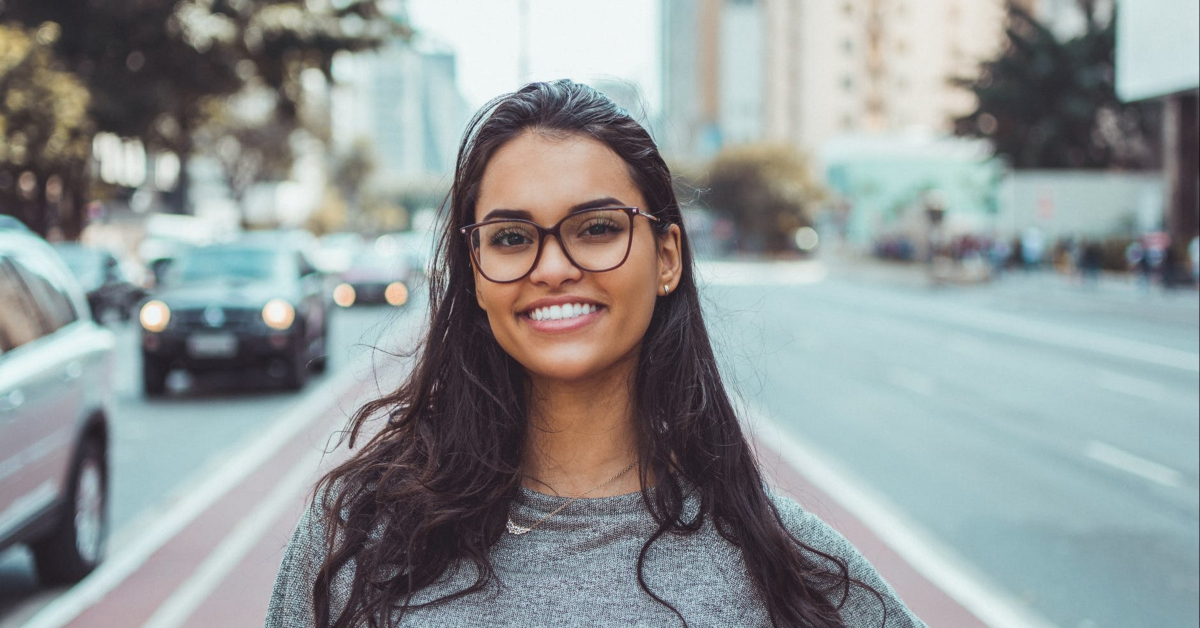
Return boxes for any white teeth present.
[528,303,597,322]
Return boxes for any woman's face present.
[471,131,681,384]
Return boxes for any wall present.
[996,171,1165,240]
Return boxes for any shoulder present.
[266,481,355,628]
[765,489,864,560]
[763,488,929,628]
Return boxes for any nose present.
[528,233,582,286]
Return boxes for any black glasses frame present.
[459,206,662,284]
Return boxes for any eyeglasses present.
[460,206,662,283]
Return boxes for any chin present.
[521,348,620,383]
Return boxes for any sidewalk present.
[21,367,1002,628]
[823,247,1199,306]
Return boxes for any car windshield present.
[166,247,287,285]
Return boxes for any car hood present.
[154,280,297,310]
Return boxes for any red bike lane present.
[25,372,990,628]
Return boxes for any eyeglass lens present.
[469,209,633,282]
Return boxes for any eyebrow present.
[481,197,625,222]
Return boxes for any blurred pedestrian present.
[1080,240,1103,285]
[1126,241,1150,290]
[988,237,1011,279]
[266,80,924,628]
[1020,226,1044,270]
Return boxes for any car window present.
[166,247,287,284]
[0,258,49,352]
[297,252,317,277]
[9,255,78,333]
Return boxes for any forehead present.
[474,131,645,223]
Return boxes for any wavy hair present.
[312,79,884,627]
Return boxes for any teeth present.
[529,303,596,321]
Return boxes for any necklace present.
[506,459,638,535]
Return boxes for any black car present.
[139,240,329,395]
[332,248,413,308]
[1,226,115,585]
[53,243,147,321]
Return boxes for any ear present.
[656,224,682,295]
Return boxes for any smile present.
[526,303,599,321]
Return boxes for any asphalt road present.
[0,295,424,628]
[1,261,1196,628]
[700,260,1199,628]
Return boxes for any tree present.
[953,0,1160,170]
[1,0,408,223]
[706,145,823,254]
[0,23,93,238]
[193,90,298,207]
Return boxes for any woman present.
[268,80,925,628]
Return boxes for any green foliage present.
[953,0,1160,170]
[193,94,299,203]
[0,23,93,236]
[705,144,823,253]
[1,0,409,221]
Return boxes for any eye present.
[489,227,534,248]
[577,219,623,238]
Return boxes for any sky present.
[405,0,661,115]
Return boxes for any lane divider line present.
[743,404,1061,628]
[140,443,328,628]
[19,363,369,628]
[1094,369,1168,402]
[1084,440,1184,488]
[815,287,1199,373]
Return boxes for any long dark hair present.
[313,79,883,627]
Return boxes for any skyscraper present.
[661,0,1008,162]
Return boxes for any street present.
[1,260,1196,628]
[704,259,1199,628]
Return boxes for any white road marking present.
[743,404,1061,628]
[822,289,1199,373]
[1094,369,1167,402]
[1084,441,1183,488]
[140,444,326,628]
[18,363,368,628]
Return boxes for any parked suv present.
[0,227,115,585]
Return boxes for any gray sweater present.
[266,482,927,627]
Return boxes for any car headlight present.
[139,300,170,332]
[262,299,295,330]
[385,281,408,306]
[333,283,356,307]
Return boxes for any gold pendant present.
[506,518,532,535]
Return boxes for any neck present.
[522,361,644,498]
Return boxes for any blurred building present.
[661,0,1007,162]
[331,5,469,192]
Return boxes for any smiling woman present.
[265,80,926,628]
